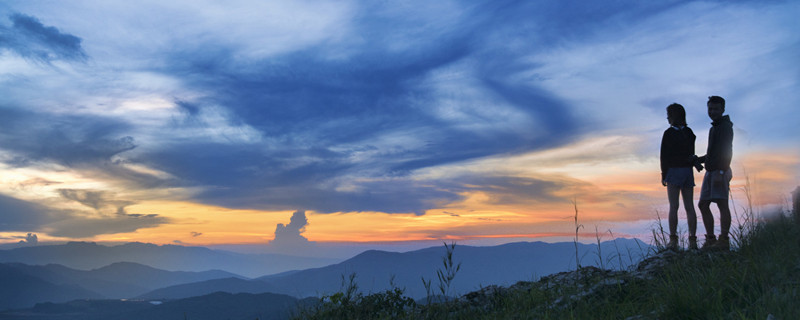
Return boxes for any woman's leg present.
[681,186,697,236]
[667,184,680,236]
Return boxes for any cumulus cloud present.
[0,13,87,62]
[18,232,38,245]
[269,210,311,249]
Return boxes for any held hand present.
[695,163,704,172]
[691,155,704,172]
[662,180,667,187]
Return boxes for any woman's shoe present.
[667,234,679,251]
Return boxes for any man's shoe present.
[714,234,730,251]
[701,234,717,251]
[688,236,698,251]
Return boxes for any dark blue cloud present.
[0,107,134,166]
[0,194,62,232]
[48,188,170,237]
[44,213,169,238]
[0,107,169,189]
[2,1,693,215]
[0,13,87,62]
[0,191,168,237]
[126,0,611,214]
[451,175,568,205]
[174,99,201,117]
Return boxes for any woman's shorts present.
[665,167,695,188]
[699,169,733,201]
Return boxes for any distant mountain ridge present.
[4,261,242,299]
[250,239,650,299]
[0,263,103,311]
[0,241,339,278]
[133,239,651,300]
[136,277,277,300]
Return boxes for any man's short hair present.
[707,96,726,111]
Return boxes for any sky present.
[1,0,798,257]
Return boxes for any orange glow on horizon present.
[1,141,796,247]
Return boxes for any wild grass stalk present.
[650,209,669,252]
[608,230,625,270]
[420,277,432,305]
[729,173,759,249]
[573,199,583,270]
[594,225,605,270]
[436,241,461,298]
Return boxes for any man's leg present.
[699,199,717,249]
[698,200,714,236]
[712,169,732,250]
[717,200,731,239]
[698,171,716,249]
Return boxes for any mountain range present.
[255,238,650,299]
[0,238,651,317]
[0,242,339,278]
[2,262,241,300]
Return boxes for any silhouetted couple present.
[660,96,733,251]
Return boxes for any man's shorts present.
[699,168,732,202]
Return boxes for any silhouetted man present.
[697,96,733,250]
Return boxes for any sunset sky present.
[1,0,798,257]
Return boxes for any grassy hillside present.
[296,212,800,319]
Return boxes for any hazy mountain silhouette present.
[0,264,101,311]
[136,277,278,300]
[134,239,650,300]
[0,242,339,277]
[255,239,650,299]
[3,262,242,299]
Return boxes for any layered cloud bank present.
[1,0,798,248]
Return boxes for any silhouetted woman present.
[660,103,699,250]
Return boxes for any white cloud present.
[8,0,357,64]
[524,1,800,137]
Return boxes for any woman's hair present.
[667,103,687,126]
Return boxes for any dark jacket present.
[700,115,734,172]
[660,126,696,181]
